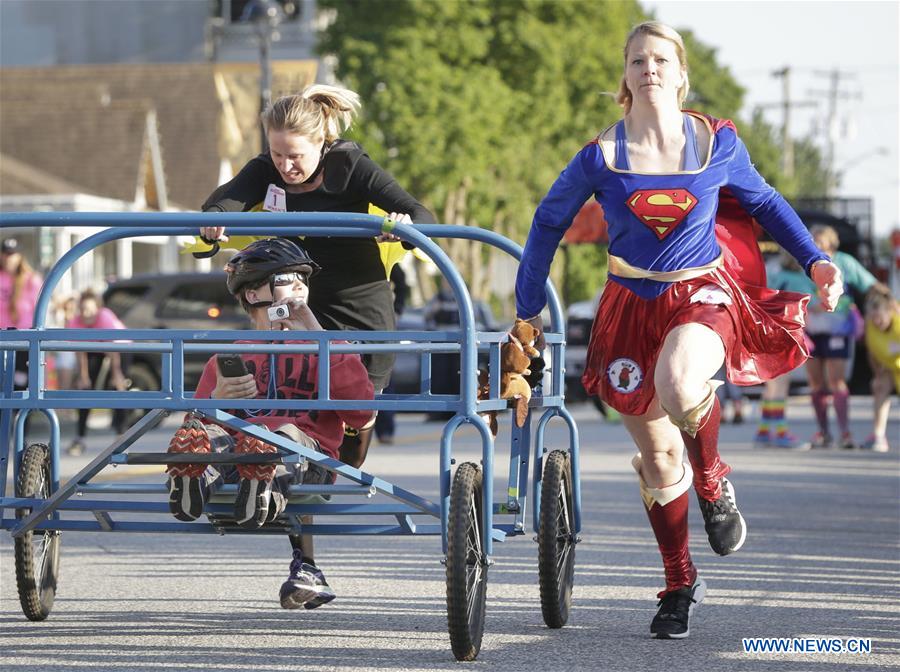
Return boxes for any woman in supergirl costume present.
[514,22,843,639]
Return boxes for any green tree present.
[790,137,830,197]
[318,0,643,306]
[739,108,830,198]
[741,107,790,192]
[317,1,830,309]
[679,29,745,119]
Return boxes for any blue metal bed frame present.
[0,212,581,624]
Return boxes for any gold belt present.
[608,253,723,282]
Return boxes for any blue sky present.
[644,0,899,238]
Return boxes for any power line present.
[755,66,818,178]
[807,68,863,195]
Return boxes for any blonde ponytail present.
[261,84,361,143]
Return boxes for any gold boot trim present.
[663,380,723,438]
[632,454,693,509]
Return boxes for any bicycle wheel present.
[446,462,488,661]
[538,449,576,628]
[14,443,61,621]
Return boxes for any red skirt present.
[581,268,809,416]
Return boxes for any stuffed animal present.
[478,320,542,435]
[477,369,498,436]
[509,318,541,358]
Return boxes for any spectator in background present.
[754,374,797,448]
[714,364,745,424]
[1,238,42,439]
[52,293,79,392]
[0,238,42,389]
[65,289,129,456]
[863,284,899,452]
[754,253,806,449]
[803,226,876,449]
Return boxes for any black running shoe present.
[166,416,212,521]
[279,551,336,610]
[234,477,274,529]
[697,477,746,556]
[651,577,706,639]
[167,475,210,522]
[233,434,278,528]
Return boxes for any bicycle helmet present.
[225,238,320,306]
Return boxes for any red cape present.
[694,113,768,288]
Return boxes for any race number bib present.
[263,184,286,212]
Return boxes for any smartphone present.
[216,353,248,378]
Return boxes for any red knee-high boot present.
[633,456,697,594]
[667,386,747,555]
[681,395,730,501]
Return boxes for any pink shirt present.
[0,269,43,329]
[67,307,126,331]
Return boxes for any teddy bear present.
[478,319,542,435]
[508,318,541,359]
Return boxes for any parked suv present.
[103,272,249,391]
[390,301,501,395]
[564,297,596,405]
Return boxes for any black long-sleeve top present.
[202,140,436,293]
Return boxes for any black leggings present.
[77,353,127,438]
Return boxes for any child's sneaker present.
[233,434,278,529]
[809,431,833,450]
[166,414,211,521]
[772,430,805,450]
[753,429,772,448]
[861,434,889,453]
[279,550,336,610]
[839,431,857,450]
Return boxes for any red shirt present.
[194,340,374,458]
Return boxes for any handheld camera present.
[267,304,290,321]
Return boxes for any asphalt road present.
[1,397,898,671]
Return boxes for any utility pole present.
[808,68,860,195]
[759,67,816,179]
[241,0,285,152]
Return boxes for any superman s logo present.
[626,189,698,240]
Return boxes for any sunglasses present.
[271,272,309,287]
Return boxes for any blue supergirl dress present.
[516,113,829,415]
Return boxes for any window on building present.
[214,0,301,23]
